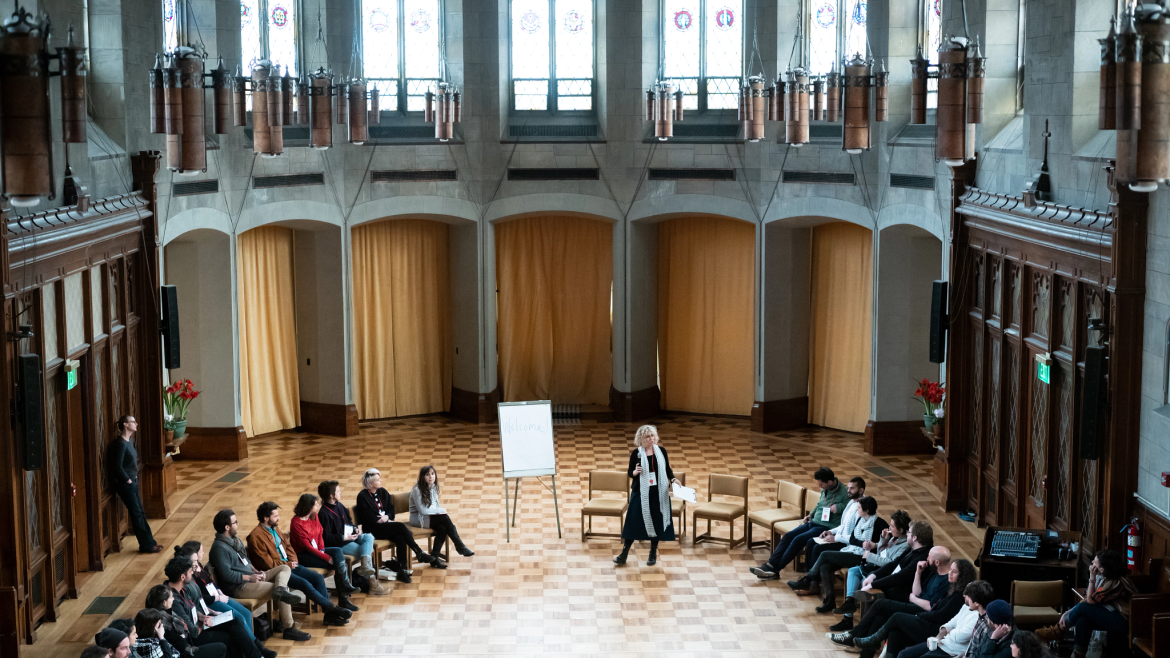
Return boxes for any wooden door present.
[67,379,92,571]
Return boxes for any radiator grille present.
[173,179,219,196]
[890,173,936,190]
[30,570,44,606]
[782,170,856,185]
[648,168,736,181]
[672,124,739,138]
[54,551,65,585]
[507,168,599,181]
[371,169,458,182]
[509,124,598,137]
[253,173,326,189]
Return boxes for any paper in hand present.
[205,610,233,627]
[344,524,356,536]
[671,482,697,503]
[813,537,833,545]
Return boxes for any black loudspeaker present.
[161,285,180,369]
[929,280,949,364]
[1080,345,1108,460]
[17,354,44,471]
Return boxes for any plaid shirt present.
[960,614,990,658]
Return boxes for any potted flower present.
[913,378,945,429]
[932,407,946,439]
[163,379,200,440]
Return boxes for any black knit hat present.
[94,626,128,649]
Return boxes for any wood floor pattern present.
[22,415,983,658]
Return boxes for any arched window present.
[163,0,180,53]
[923,0,941,108]
[807,0,867,76]
[511,0,595,112]
[240,0,300,75]
[662,0,742,111]
[361,0,442,112]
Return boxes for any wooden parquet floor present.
[22,415,983,658]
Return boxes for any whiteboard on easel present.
[498,401,556,478]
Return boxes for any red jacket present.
[289,515,331,562]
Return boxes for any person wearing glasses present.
[108,415,161,553]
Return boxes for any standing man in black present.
[107,415,161,553]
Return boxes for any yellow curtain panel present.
[657,216,755,416]
[351,219,451,419]
[496,215,613,404]
[238,226,301,437]
[808,221,873,433]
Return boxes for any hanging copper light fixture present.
[908,35,987,166]
[368,87,380,125]
[424,81,460,141]
[308,68,334,150]
[646,80,682,140]
[784,68,810,146]
[842,56,871,154]
[825,64,841,122]
[348,79,368,144]
[810,75,825,121]
[296,75,309,125]
[0,8,90,206]
[1099,18,1117,130]
[909,46,929,125]
[1112,3,1170,192]
[280,67,294,126]
[737,76,766,142]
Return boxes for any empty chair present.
[581,470,629,541]
[1011,579,1064,629]
[747,480,806,552]
[692,474,749,549]
[670,472,687,539]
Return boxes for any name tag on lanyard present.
[647,472,657,486]
[821,507,831,522]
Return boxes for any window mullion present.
[399,0,407,112]
[549,0,556,112]
[699,0,707,111]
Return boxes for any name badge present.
[821,507,831,522]
[205,583,219,597]
[311,539,318,549]
[240,558,248,565]
[192,607,199,626]
[199,599,210,615]
[647,472,657,486]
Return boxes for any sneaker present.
[396,571,413,584]
[750,567,779,580]
[829,616,854,632]
[338,598,360,612]
[273,586,304,605]
[833,598,857,615]
[826,631,854,647]
[282,626,311,642]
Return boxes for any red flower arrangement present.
[163,378,201,423]
[913,378,945,417]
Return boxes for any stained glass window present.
[511,0,594,112]
[807,0,866,76]
[661,0,741,111]
[926,0,940,108]
[239,0,298,76]
[361,0,442,112]
[163,0,179,53]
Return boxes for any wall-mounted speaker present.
[17,354,44,471]
[161,285,180,369]
[1080,345,1108,460]
[929,280,948,364]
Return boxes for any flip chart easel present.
[498,400,562,542]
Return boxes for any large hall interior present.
[2,0,1170,656]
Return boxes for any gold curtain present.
[657,216,755,415]
[351,219,451,419]
[496,215,612,404]
[808,221,873,433]
[238,226,300,437]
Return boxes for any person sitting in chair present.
[355,468,443,581]
[409,466,475,559]
[316,480,385,595]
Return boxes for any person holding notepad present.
[614,425,681,567]
[409,466,475,558]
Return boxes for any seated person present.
[973,601,1016,658]
[896,579,996,658]
[207,509,309,642]
[316,480,386,594]
[849,559,976,658]
[799,477,867,571]
[82,646,116,658]
[145,583,227,658]
[1008,630,1048,658]
[1036,549,1128,657]
[162,557,268,658]
[832,509,912,631]
[789,495,885,612]
[355,468,443,577]
[173,542,255,639]
[247,501,355,625]
[827,525,944,648]
[106,618,136,645]
[289,493,363,597]
[132,608,182,658]
[94,627,131,658]
[750,466,852,580]
[409,465,474,559]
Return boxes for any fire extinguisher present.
[1122,517,1142,571]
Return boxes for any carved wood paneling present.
[1028,371,1049,508]
[991,257,1002,320]
[1010,263,1022,328]
[1006,344,1020,486]
[988,337,1001,469]
[1032,272,1051,339]
[1054,363,1073,525]
[971,328,983,459]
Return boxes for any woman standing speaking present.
[614,425,680,567]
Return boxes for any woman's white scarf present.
[637,445,673,538]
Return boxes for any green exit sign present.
[66,369,78,390]
[1035,352,1052,384]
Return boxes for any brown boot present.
[793,578,819,596]
[1034,624,1062,643]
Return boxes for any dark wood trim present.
[178,427,248,461]
[448,386,500,424]
[610,385,661,422]
[864,420,936,456]
[1136,497,1170,591]
[299,401,359,436]
[750,396,808,433]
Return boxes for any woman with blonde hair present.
[614,424,681,567]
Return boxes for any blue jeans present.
[765,521,827,571]
[209,599,254,637]
[339,533,374,558]
[846,565,864,600]
[288,564,332,608]
[1065,601,1128,651]
[297,547,351,590]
